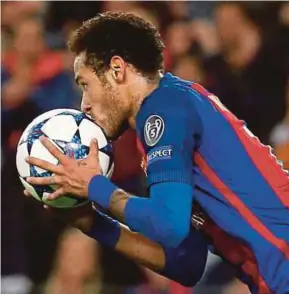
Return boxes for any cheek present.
[89,94,106,119]
[85,89,99,107]
[90,102,102,116]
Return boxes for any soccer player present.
[25,12,289,294]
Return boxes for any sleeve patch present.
[147,146,173,165]
[144,115,165,147]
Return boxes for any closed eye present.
[80,83,88,91]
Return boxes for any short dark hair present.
[68,11,165,77]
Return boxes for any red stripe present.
[136,137,146,155]
[192,83,289,208]
[203,220,272,294]
[195,152,289,259]
[169,281,192,294]
[216,107,289,208]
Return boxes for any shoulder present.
[136,84,203,150]
[137,84,201,128]
[142,83,199,112]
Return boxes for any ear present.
[110,56,126,83]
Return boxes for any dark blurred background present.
[1,1,289,294]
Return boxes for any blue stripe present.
[192,95,289,243]
[194,183,289,293]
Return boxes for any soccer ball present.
[16,109,114,208]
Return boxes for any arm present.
[88,87,203,247]
[23,184,207,287]
[89,180,193,247]
[84,209,208,287]
[2,63,33,110]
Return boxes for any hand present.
[24,189,96,233]
[2,77,32,109]
[26,136,102,200]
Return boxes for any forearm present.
[88,176,162,240]
[108,188,130,221]
[85,210,165,271]
[116,225,166,271]
[110,190,185,246]
[116,224,208,286]
[84,210,207,286]
[88,175,138,221]
[88,176,192,247]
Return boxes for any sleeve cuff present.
[88,175,118,209]
[86,210,121,248]
[147,171,194,187]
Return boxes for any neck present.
[128,72,162,129]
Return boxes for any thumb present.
[88,138,99,158]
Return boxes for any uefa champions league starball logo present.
[144,115,164,147]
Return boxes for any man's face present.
[74,53,128,139]
[215,4,244,48]
[14,19,45,59]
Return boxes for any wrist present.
[88,175,118,209]
[73,210,96,233]
[86,210,121,248]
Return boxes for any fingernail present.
[26,177,31,182]
[25,157,29,162]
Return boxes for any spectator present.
[172,55,205,83]
[2,18,79,115]
[194,2,288,144]
[165,21,194,68]
[44,1,101,50]
[1,1,45,28]
[270,81,289,170]
[1,17,80,293]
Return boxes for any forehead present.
[73,52,86,74]
[73,53,97,83]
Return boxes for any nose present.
[81,97,92,114]
[81,103,92,114]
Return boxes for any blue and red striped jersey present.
[136,73,289,294]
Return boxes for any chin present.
[105,129,119,141]
[96,122,114,139]
[110,121,130,141]
[99,124,111,137]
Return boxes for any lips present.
[85,113,93,120]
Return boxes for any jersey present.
[135,73,289,294]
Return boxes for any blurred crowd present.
[1,1,289,294]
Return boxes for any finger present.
[24,189,31,197]
[40,136,69,164]
[88,138,99,158]
[45,187,65,201]
[26,156,62,174]
[26,175,62,186]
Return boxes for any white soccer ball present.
[16,109,114,208]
